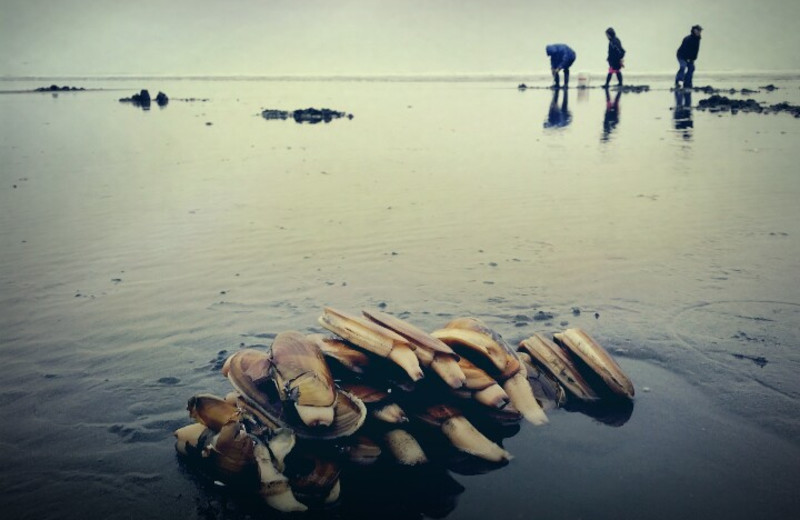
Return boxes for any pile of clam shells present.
[174,307,635,512]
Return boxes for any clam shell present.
[270,331,336,408]
[458,357,499,391]
[518,333,598,401]
[286,451,342,504]
[225,349,367,439]
[343,435,382,465]
[319,307,424,381]
[307,334,370,374]
[432,328,510,375]
[319,306,411,358]
[187,393,241,431]
[553,328,635,399]
[339,382,390,404]
[362,309,459,359]
[213,420,256,476]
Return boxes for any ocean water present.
[1,74,799,519]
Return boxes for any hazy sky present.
[2,0,799,77]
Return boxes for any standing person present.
[604,27,625,88]
[545,44,576,89]
[675,25,702,89]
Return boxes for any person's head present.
[546,44,555,56]
[606,27,615,39]
[691,25,703,37]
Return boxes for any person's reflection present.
[543,89,572,129]
[601,89,622,142]
[673,90,693,139]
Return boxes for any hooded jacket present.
[607,36,625,67]
[546,44,576,70]
[676,33,701,61]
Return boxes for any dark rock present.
[767,102,800,118]
[155,91,169,106]
[696,95,763,113]
[261,107,352,124]
[760,84,778,91]
[696,95,800,117]
[293,107,347,124]
[35,84,85,92]
[692,85,718,94]
[261,109,290,120]
[518,83,528,90]
[613,84,649,93]
[119,89,152,109]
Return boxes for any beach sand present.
[1,74,799,519]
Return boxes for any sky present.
[2,0,800,77]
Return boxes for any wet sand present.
[1,74,799,519]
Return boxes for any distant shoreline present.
[2,70,800,83]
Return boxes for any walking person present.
[675,25,702,89]
[604,27,625,88]
[545,44,576,89]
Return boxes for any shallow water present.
[1,74,799,519]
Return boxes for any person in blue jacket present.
[546,44,576,89]
[675,25,702,89]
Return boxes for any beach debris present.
[116,89,167,108]
[696,95,800,117]
[732,353,768,367]
[518,83,649,92]
[175,307,635,513]
[261,107,353,124]
[609,84,649,93]
[34,84,85,92]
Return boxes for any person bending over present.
[546,44,576,89]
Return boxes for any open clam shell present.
[319,307,424,381]
[516,352,567,410]
[187,393,242,431]
[362,309,466,389]
[518,333,598,402]
[553,328,635,399]
[270,331,337,427]
[224,348,367,439]
[433,318,547,425]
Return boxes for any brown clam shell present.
[553,328,635,399]
[224,349,367,439]
[519,333,598,401]
[307,334,370,374]
[362,309,459,359]
[270,331,336,408]
[187,393,241,431]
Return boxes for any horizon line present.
[3,70,800,82]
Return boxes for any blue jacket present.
[546,44,576,69]
[676,33,701,61]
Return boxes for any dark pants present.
[675,58,695,87]
[553,58,575,88]
[605,71,623,87]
